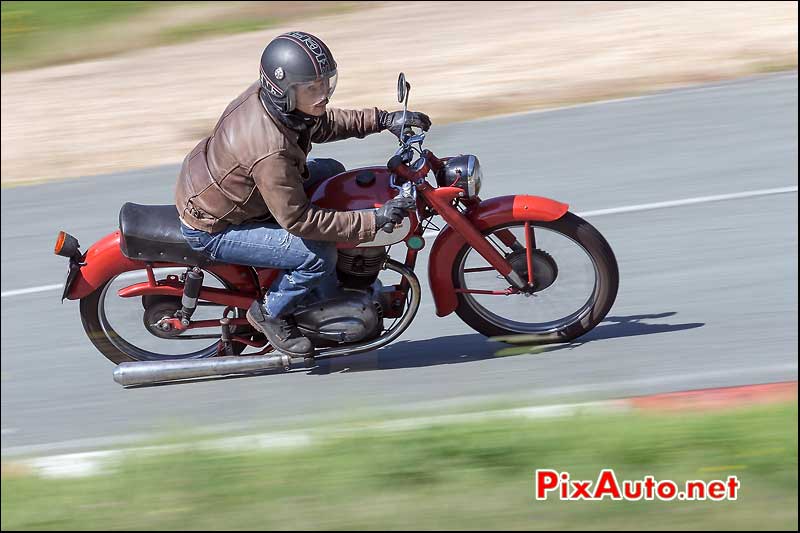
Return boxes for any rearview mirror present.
[397,72,407,103]
[397,72,411,104]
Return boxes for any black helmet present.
[259,31,338,113]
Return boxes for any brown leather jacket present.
[175,81,382,242]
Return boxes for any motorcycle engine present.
[292,247,389,347]
[336,246,386,290]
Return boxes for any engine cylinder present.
[336,247,386,289]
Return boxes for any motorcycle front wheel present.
[452,212,618,343]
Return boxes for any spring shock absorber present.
[179,267,204,326]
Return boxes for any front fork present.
[418,184,532,290]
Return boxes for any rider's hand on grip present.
[379,110,432,138]
[375,196,416,234]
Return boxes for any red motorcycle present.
[55,74,618,386]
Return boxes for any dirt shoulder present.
[1,1,796,185]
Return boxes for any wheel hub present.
[143,299,184,338]
[507,249,558,292]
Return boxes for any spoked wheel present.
[80,267,253,364]
[452,212,618,343]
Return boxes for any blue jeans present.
[180,158,345,317]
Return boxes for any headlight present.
[437,154,483,198]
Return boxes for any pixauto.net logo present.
[534,470,740,501]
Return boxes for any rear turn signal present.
[54,231,81,259]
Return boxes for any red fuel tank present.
[309,166,399,209]
[309,167,418,248]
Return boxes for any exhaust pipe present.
[113,353,292,387]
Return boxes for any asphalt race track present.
[1,72,797,455]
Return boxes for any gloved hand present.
[374,196,416,233]
[379,110,432,138]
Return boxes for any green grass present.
[159,17,279,46]
[2,402,797,530]
[2,1,152,33]
[752,60,799,74]
[1,1,363,72]
[1,1,159,70]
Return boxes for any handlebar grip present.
[423,149,444,172]
[387,154,405,173]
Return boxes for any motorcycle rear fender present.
[427,195,569,317]
[64,231,258,300]
[65,231,140,300]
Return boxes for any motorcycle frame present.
[63,149,568,331]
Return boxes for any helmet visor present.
[292,71,338,106]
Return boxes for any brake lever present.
[381,181,416,234]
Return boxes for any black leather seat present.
[119,203,212,266]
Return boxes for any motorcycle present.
[54,73,618,386]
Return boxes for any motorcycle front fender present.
[427,195,568,317]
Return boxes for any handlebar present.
[386,149,444,182]
[380,149,446,234]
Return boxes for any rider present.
[175,31,431,359]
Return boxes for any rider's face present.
[293,78,330,116]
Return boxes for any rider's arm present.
[252,151,377,242]
[310,107,384,143]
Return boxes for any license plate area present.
[61,258,82,301]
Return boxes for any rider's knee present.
[302,240,338,276]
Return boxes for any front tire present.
[452,212,618,343]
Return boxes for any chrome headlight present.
[437,154,482,197]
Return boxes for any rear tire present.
[80,279,249,365]
[452,212,619,343]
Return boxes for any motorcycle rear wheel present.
[80,268,250,364]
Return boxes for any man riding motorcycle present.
[175,31,431,359]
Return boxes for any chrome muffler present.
[113,353,292,387]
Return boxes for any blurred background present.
[1,1,797,530]
[1,1,797,184]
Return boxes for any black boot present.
[246,301,314,358]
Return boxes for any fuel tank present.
[309,166,418,247]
